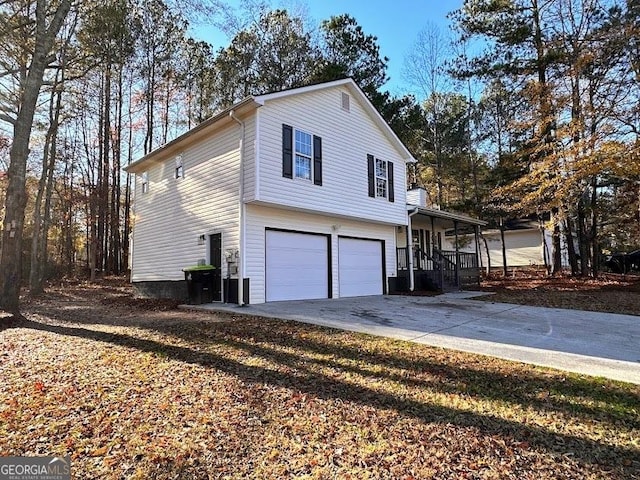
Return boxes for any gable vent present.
[341,92,350,112]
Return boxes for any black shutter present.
[313,135,322,186]
[388,161,394,202]
[367,154,375,197]
[282,124,293,179]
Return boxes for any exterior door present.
[209,233,222,301]
[412,229,425,270]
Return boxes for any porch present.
[397,247,481,291]
[395,206,487,292]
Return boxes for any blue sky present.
[195,0,463,95]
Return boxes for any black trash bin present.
[183,266,217,305]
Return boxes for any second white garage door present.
[265,230,329,302]
[338,237,384,297]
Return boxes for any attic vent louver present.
[341,92,350,112]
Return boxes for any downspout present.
[407,207,419,291]
[230,111,245,306]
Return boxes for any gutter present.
[413,206,488,226]
[230,111,246,306]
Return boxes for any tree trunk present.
[564,217,579,276]
[479,232,491,277]
[98,67,111,275]
[110,64,124,274]
[0,0,72,314]
[550,208,563,274]
[122,73,135,275]
[540,222,550,275]
[29,64,64,294]
[590,177,599,277]
[499,217,508,276]
[62,154,75,273]
[577,196,590,276]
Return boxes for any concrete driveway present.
[188,292,640,384]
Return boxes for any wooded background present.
[1,0,639,312]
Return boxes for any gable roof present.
[254,78,415,163]
[125,78,415,174]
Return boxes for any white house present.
[125,79,486,304]
[126,79,418,304]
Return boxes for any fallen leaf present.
[90,446,108,457]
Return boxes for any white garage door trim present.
[338,236,385,298]
[265,229,330,302]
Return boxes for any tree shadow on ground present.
[25,296,638,427]
[14,314,640,478]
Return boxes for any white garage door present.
[266,230,329,302]
[339,237,383,297]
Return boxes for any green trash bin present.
[183,265,217,304]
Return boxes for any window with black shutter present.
[367,155,394,202]
[313,135,322,185]
[282,124,322,185]
[282,124,293,179]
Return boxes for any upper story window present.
[294,130,312,180]
[375,158,387,198]
[367,154,394,203]
[174,155,184,179]
[282,124,322,186]
[141,172,149,193]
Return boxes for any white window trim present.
[174,155,184,179]
[141,172,149,193]
[294,128,313,181]
[375,158,387,199]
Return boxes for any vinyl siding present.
[242,115,257,202]
[131,121,245,282]
[245,203,398,304]
[480,230,544,267]
[446,229,571,268]
[257,85,408,225]
[467,229,548,268]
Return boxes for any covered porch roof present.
[409,206,487,228]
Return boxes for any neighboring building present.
[448,218,570,270]
[125,79,485,304]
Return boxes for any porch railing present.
[438,250,478,270]
[396,247,480,290]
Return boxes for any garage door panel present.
[266,230,329,301]
[339,237,383,297]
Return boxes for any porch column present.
[407,221,415,292]
[474,225,481,270]
[454,220,460,288]
[430,217,436,251]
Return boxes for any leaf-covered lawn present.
[1,281,639,479]
[479,273,640,316]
